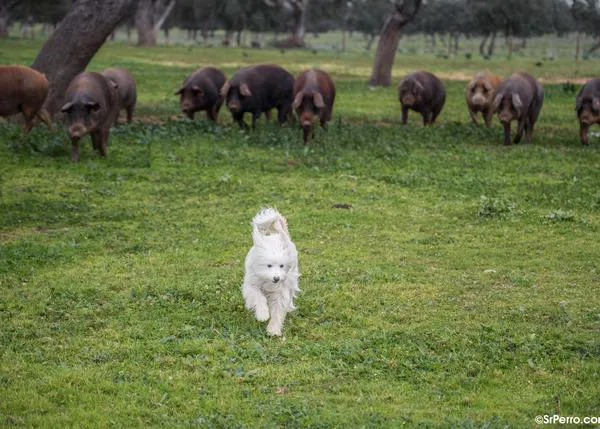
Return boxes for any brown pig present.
[398,71,445,125]
[493,72,544,146]
[292,69,336,144]
[575,78,600,145]
[176,67,226,121]
[466,70,502,127]
[61,72,119,162]
[0,65,52,133]
[221,64,294,130]
[101,67,137,123]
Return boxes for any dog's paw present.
[255,305,270,322]
[266,323,282,337]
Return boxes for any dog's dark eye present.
[267,264,272,268]
[280,264,284,268]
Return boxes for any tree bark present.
[31,0,138,116]
[135,0,175,46]
[575,31,581,61]
[479,34,489,57]
[368,0,422,86]
[135,0,156,46]
[0,7,9,38]
[0,1,22,38]
[487,32,496,58]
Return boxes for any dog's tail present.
[252,207,291,242]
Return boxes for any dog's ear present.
[252,224,265,246]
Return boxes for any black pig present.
[493,72,544,146]
[576,78,600,145]
[292,69,336,144]
[176,67,226,121]
[61,72,119,162]
[221,64,294,129]
[398,71,445,125]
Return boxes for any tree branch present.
[153,0,175,32]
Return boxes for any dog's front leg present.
[266,294,287,336]
[243,284,270,321]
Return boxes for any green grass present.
[1,39,599,428]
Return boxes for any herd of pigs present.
[1,63,600,162]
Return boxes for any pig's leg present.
[302,124,311,144]
[99,129,109,157]
[71,140,80,162]
[503,122,511,146]
[233,112,247,130]
[579,123,590,145]
[23,118,34,134]
[276,104,290,125]
[401,105,409,125]
[92,130,108,157]
[264,110,272,122]
[252,111,261,129]
[126,105,135,123]
[206,106,218,122]
[469,109,480,126]
[421,109,432,126]
[525,119,535,144]
[21,108,35,134]
[513,119,525,144]
[483,109,493,128]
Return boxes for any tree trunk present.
[479,34,489,57]
[368,0,422,87]
[0,6,10,38]
[585,40,600,56]
[290,0,308,45]
[453,33,459,55]
[487,32,496,58]
[507,27,513,59]
[135,0,156,46]
[575,31,581,61]
[135,0,174,46]
[365,33,376,51]
[31,0,138,116]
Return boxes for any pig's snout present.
[471,93,487,108]
[69,125,87,141]
[181,100,193,112]
[579,110,597,125]
[228,100,241,113]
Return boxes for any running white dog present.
[242,208,300,336]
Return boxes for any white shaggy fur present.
[242,208,300,336]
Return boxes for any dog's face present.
[247,234,296,288]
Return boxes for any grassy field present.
[1,38,600,427]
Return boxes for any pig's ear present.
[174,88,183,96]
[511,93,523,110]
[483,81,493,92]
[292,91,303,109]
[192,85,203,95]
[220,80,230,97]
[593,97,600,111]
[492,92,503,112]
[106,79,118,90]
[61,102,73,112]
[466,79,476,93]
[313,92,325,109]
[240,83,252,97]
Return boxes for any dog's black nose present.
[273,276,280,283]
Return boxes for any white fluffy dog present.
[242,208,300,336]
